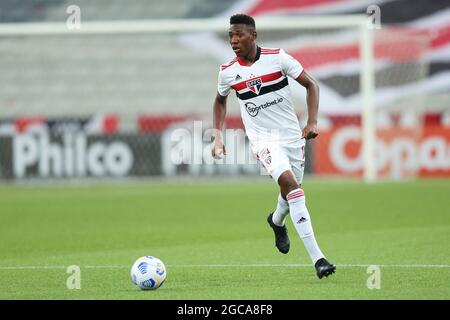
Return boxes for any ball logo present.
[156,267,165,276]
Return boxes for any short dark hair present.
[230,14,255,29]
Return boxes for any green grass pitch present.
[0,179,449,299]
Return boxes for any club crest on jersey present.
[246,78,262,95]
[259,148,272,166]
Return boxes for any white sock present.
[272,193,289,226]
[287,188,325,265]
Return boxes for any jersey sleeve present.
[279,49,303,79]
[217,68,231,96]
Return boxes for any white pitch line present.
[0,264,450,270]
[172,264,450,268]
[0,266,67,270]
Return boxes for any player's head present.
[229,14,257,57]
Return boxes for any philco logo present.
[13,132,134,178]
[246,78,262,94]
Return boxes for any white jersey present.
[217,47,304,146]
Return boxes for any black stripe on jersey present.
[236,78,289,100]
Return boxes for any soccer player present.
[211,14,336,279]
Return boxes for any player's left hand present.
[302,123,319,140]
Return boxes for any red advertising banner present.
[315,124,450,178]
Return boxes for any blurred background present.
[0,0,449,182]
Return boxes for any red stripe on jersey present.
[261,48,280,54]
[221,58,238,71]
[231,71,283,91]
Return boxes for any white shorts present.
[252,139,306,184]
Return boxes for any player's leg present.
[266,199,290,253]
[280,142,336,278]
[254,145,291,254]
[272,193,289,227]
[278,170,336,278]
[278,170,323,262]
[267,192,290,253]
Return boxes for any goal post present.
[360,21,376,182]
[0,16,380,181]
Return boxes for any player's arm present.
[211,92,228,158]
[295,70,319,140]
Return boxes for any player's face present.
[228,24,256,57]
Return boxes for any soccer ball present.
[130,256,167,290]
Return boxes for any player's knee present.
[284,182,299,195]
[278,170,299,197]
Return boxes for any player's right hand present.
[211,138,226,159]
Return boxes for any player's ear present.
[253,31,257,40]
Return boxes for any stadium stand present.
[1,0,448,119]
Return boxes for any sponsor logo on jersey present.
[244,98,283,117]
[235,74,242,81]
